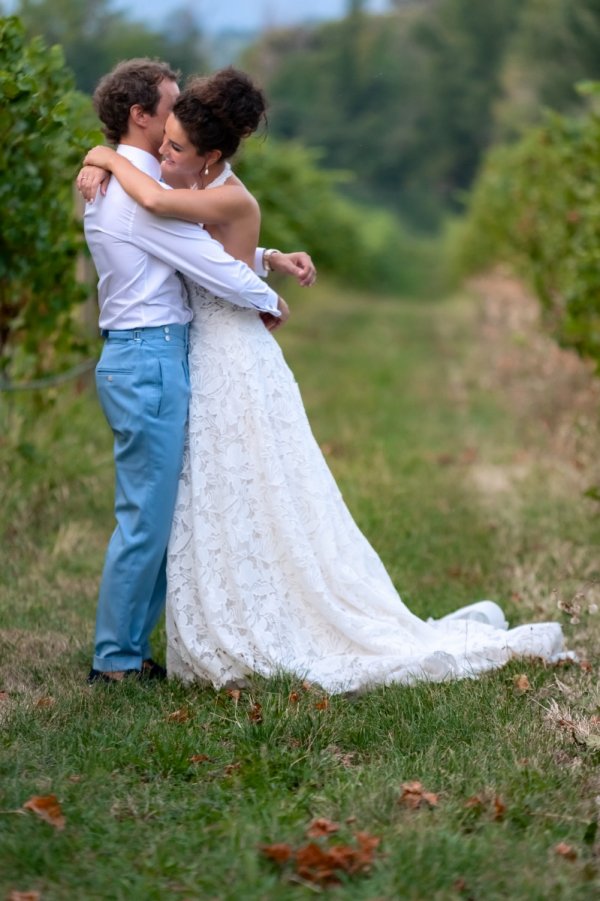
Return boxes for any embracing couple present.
[80,59,570,694]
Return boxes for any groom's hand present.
[269,251,316,287]
[261,297,290,332]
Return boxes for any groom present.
[82,58,315,684]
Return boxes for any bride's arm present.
[80,146,251,224]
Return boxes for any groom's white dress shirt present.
[84,145,278,330]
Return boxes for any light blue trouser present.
[93,324,190,672]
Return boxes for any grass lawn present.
[1,274,599,899]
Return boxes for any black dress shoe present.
[141,659,167,680]
[87,668,139,684]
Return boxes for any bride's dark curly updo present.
[173,67,266,160]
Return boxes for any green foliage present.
[244,0,600,231]
[495,0,600,137]
[461,89,600,369]
[0,16,102,380]
[237,136,437,295]
[9,0,208,93]
[244,0,522,228]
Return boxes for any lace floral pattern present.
[165,172,569,693]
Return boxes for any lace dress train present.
[165,283,569,694]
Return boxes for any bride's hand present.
[76,164,111,202]
[84,145,118,171]
[261,297,290,332]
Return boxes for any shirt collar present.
[116,144,161,180]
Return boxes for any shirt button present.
[165,335,171,341]
[164,326,170,334]
[107,375,113,382]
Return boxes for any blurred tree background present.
[3,0,600,376]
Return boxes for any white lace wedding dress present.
[165,168,570,694]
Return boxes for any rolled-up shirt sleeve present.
[133,207,280,316]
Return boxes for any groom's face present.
[147,78,180,156]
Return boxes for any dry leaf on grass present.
[554,842,578,861]
[223,762,242,775]
[464,795,485,812]
[249,702,263,723]
[295,834,379,885]
[261,843,294,864]
[261,829,381,885]
[189,754,211,764]
[0,691,9,702]
[329,747,357,768]
[306,817,340,838]
[314,698,329,711]
[166,708,191,723]
[226,688,241,702]
[514,674,531,693]
[23,794,65,830]
[288,691,300,704]
[35,696,55,709]
[464,793,505,820]
[493,796,506,821]
[398,781,439,809]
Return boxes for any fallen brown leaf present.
[464,795,485,811]
[295,841,339,884]
[223,762,242,775]
[314,698,329,711]
[262,829,381,886]
[189,754,211,764]
[261,843,294,864]
[464,792,506,821]
[0,691,9,702]
[399,781,439,809]
[554,842,577,861]
[295,833,380,884]
[227,688,241,702]
[35,697,55,709]
[288,691,300,704]
[249,702,263,724]
[306,817,340,838]
[354,831,381,856]
[514,674,531,693]
[67,775,83,783]
[23,794,65,831]
[166,708,190,723]
[493,796,506,821]
[460,447,478,464]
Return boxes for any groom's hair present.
[93,58,179,144]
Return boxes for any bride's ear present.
[207,150,222,167]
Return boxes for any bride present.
[81,67,570,694]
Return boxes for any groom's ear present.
[130,104,150,128]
